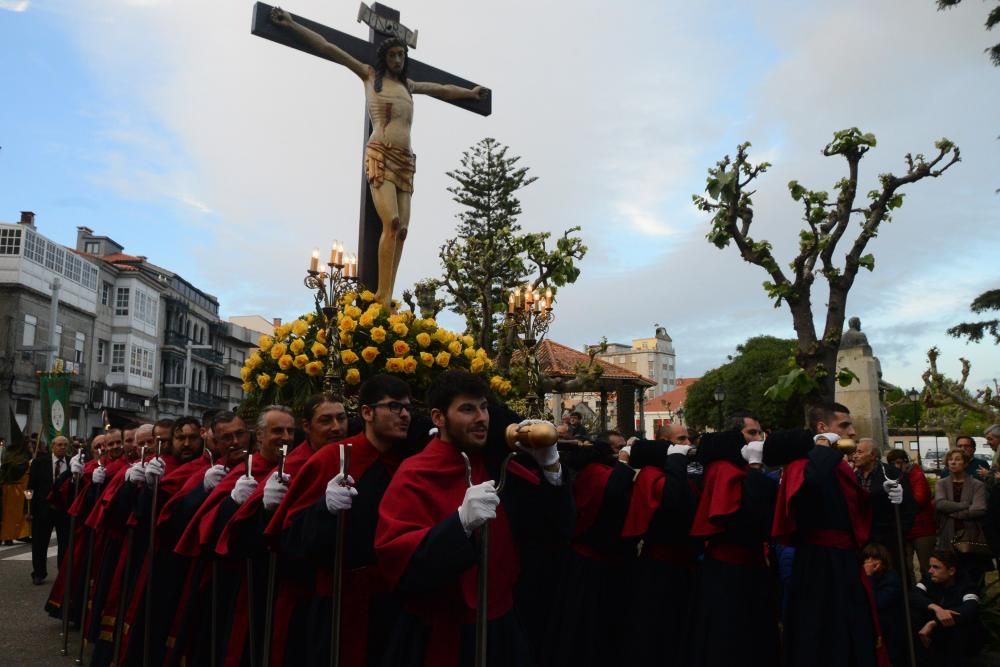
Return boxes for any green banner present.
[39,372,71,444]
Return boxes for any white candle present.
[310,249,319,272]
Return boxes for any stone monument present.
[835,317,887,450]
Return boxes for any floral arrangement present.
[239,289,512,417]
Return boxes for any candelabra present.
[505,285,555,418]
[304,242,360,403]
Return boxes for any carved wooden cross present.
[251,2,491,290]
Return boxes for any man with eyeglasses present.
[264,375,415,666]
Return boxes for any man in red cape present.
[263,375,418,666]
[375,370,573,667]
[688,415,779,667]
[215,393,349,667]
[763,402,893,667]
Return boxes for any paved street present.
[0,535,70,667]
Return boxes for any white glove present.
[92,466,107,484]
[457,480,499,534]
[230,476,258,505]
[668,444,692,457]
[70,453,85,475]
[126,462,146,485]
[325,473,358,514]
[814,432,840,446]
[262,472,290,511]
[741,441,765,465]
[203,464,227,492]
[883,478,903,505]
[144,458,165,485]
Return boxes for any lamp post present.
[304,243,359,403]
[906,387,925,471]
[713,385,726,431]
[504,285,555,419]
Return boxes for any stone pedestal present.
[835,317,886,450]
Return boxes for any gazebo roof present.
[533,340,655,388]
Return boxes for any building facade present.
[590,326,677,397]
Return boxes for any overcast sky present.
[2,0,998,392]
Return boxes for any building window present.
[84,241,100,254]
[130,344,154,379]
[97,339,107,364]
[102,282,112,305]
[115,287,130,316]
[23,314,36,347]
[0,227,21,255]
[23,230,44,263]
[111,343,126,373]
[74,332,86,364]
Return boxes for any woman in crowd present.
[935,448,988,582]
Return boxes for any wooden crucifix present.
[251,2,491,307]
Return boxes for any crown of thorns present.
[375,37,408,61]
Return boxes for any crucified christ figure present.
[271,7,489,309]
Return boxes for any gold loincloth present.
[365,141,416,193]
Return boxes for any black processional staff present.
[62,436,88,655]
[141,437,165,667]
[76,443,106,665]
[261,442,289,667]
[328,443,352,667]
[879,456,917,667]
[112,434,144,664]
[245,441,260,667]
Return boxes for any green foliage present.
[947,288,1000,344]
[683,336,810,430]
[439,138,586,356]
[936,0,1000,66]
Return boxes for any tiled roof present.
[643,377,699,412]
[533,340,655,387]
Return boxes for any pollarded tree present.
[693,129,960,404]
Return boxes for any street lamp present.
[906,387,926,471]
[713,385,726,431]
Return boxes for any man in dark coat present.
[28,435,71,584]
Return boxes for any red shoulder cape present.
[573,462,614,538]
[771,456,871,547]
[622,466,666,537]
[690,459,747,538]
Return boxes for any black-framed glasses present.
[369,401,412,416]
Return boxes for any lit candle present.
[508,293,515,314]
[310,249,319,272]
[329,242,338,265]
[336,242,344,267]
[545,287,553,301]
[347,255,356,277]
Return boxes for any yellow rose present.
[304,313,315,324]
[370,326,387,344]
[274,372,289,386]
[316,328,327,344]
[270,342,287,360]
[366,303,382,318]
[500,381,512,395]
[289,338,305,354]
[392,322,409,337]
[293,354,309,369]
[359,312,375,328]
[278,354,294,370]
[423,318,437,328]
[312,342,329,358]
[388,314,402,326]
[401,311,415,324]
[392,340,410,357]
[415,332,432,349]
[339,332,353,347]
[242,381,254,393]
[434,329,450,344]
[462,335,475,348]
[240,365,251,381]
[338,315,357,334]
[257,373,272,389]
[464,347,476,360]
[476,348,488,360]
[341,291,358,306]
[305,360,324,376]
[258,335,274,352]
[435,351,451,368]
[246,352,263,369]
[275,324,291,340]
[361,346,380,363]
[403,356,418,374]
[345,368,361,385]
[490,375,504,390]
[345,305,362,319]
[291,319,309,337]
[341,349,359,365]
[385,357,404,373]
[448,340,463,356]
[420,352,434,367]
[361,290,376,302]
[470,357,485,373]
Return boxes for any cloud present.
[0,1,30,12]
[44,0,1000,394]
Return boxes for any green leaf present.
[858,254,875,271]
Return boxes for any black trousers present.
[31,511,68,579]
